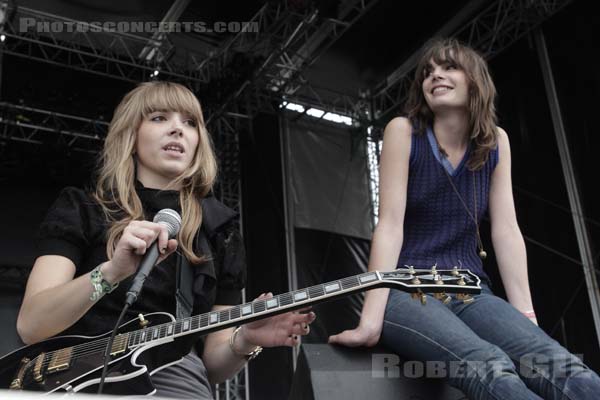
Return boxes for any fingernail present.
[161,247,166,254]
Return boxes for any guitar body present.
[0,312,197,395]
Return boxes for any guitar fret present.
[340,275,360,290]
[230,306,241,320]
[191,316,199,330]
[218,309,230,322]
[253,300,266,313]
[279,293,294,306]
[200,314,209,328]
[308,285,324,298]
[129,331,139,346]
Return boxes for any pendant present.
[479,249,487,260]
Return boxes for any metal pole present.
[279,116,299,370]
[533,28,600,346]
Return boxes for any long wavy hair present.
[93,81,217,264]
[404,37,498,170]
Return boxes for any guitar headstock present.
[379,266,481,304]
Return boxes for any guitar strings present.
[38,271,449,370]
[36,273,371,368]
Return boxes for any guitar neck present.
[127,271,384,347]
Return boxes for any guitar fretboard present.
[126,271,381,347]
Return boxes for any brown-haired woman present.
[329,38,600,399]
[17,81,315,398]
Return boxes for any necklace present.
[437,146,487,260]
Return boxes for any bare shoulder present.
[496,126,509,144]
[384,117,412,138]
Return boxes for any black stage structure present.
[1,0,599,399]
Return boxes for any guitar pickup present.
[47,347,73,373]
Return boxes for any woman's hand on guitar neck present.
[237,293,317,349]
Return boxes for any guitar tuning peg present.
[434,274,444,285]
[405,265,415,275]
[434,292,452,304]
[457,277,466,286]
[456,293,474,304]
[431,264,437,274]
[451,266,460,276]
[420,293,427,305]
[411,277,421,285]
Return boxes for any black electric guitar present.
[0,267,480,395]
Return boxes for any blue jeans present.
[381,284,600,399]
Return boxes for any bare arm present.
[328,117,412,346]
[489,128,536,323]
[17,221,178,344]
[17,256,101,344]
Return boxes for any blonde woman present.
[329,38,600,399]
[16,81,314,398]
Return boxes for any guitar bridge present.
[9,357,30,390]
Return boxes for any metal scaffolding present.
[206,0,378,124]
[1,4,213,85]
[370,0,574,125]
[0,101,107,153]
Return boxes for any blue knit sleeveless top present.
[396,126,499,281]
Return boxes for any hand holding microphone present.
[100,209,182,305]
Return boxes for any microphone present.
[125,208,182,306]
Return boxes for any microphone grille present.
[153,208,182,238]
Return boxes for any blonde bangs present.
[138,83,205,125]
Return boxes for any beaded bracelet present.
[229,326,263,361]
[90,264,119,301]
